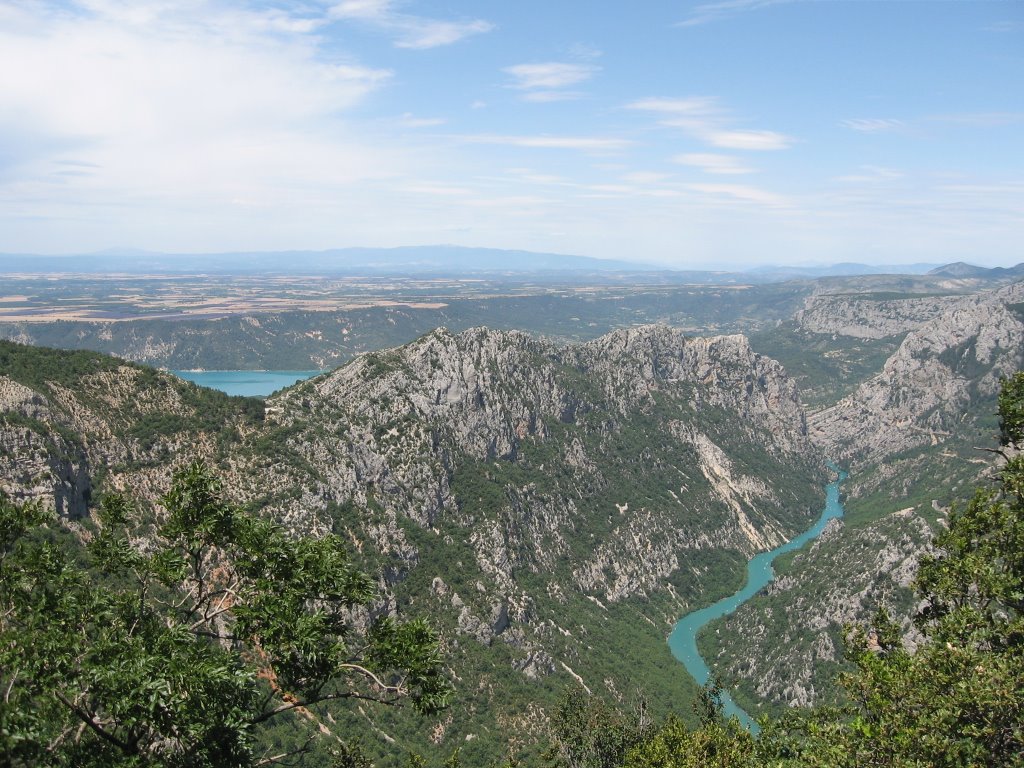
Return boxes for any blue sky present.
[0,0,1021,268]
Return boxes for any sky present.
[0,0,1021,269]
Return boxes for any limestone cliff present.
[0,328,824,761]
[701,281,1024,716]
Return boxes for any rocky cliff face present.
[794,294,969,339]
[0,328,824,761]
[702,508,933,715]
[700,281,1024,716]
[806,282,1024,505]
[0,343,264,521]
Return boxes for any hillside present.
[700,281,1024,715]
[0,327,825,764]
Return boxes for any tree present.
[0,460,451,766]
[622,681,758,768]
[545,687,652,768]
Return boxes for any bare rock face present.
[0,375,91,518]
[810,282,1024,469]
[0,352,260,519]
[794,294,970,339]
[248,325,823,686]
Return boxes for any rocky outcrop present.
[809,282,1024,468]
[794,294,969,339]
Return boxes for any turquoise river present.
[667,465,847,731]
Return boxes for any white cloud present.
[841,118,906,133]
[463,135,632,151]
[327,1,493,49]
[521,91,584,103]
[678,0,792,28]
[835,166,905,183]
[629,96,794,151]
[504,62,598,102]
[398,113,446,128]
[621,171,672,185]
[688,182,790,207]
[568,43,603,61]
[672,153,752,174]
[505,63,597,90]
[626,97,719,115]
[401,183,471,196]
[0,0,409,223]
[705,129,793,150]
[329,0,392,20]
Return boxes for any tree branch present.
[250,689,403,725]
[54,691,133,754]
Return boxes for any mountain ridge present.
[0,325,825,763]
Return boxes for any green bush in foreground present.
[0,460,450,767]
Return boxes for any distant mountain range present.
[926,261,1024,279]
[0,246,1018,282]
[0,246,654,276]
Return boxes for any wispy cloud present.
[463,135,632,151]
[397,113,446,128]
[835,165,905,184]
[678,0,793,28]
[841,118,906,133]
[400,183,471,196]
[328,0,493,49]
[0,0,405,217]
[627,96,795,150]
[688,182,790,207]
[673,153,753,174]
[621,171,673,185]
[704,129,791,150]
[626,97,719,115]
[504,62,599,102]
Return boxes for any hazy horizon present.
[1,1,1021,269]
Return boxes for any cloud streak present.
[677,0,793,28]
[627,96,795,150]
[504,62,599,102]
[841,118,906,133]
[328,0,493,49]
[462,135,632,151]
[673,153,753,174]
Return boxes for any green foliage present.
[0,461,450,766]
[999,372,1024,445]
[545,688,652,768]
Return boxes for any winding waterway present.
[667,465,848,731]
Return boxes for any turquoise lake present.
[667,466,847,731]
[172,370,322,397]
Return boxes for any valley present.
[1,264,1021,765]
